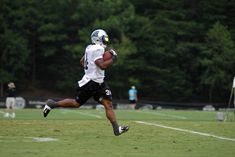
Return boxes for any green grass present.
[0,109,235,157]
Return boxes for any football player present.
[4,82,16,118]
[43,29,129,136]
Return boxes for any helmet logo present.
[92,30,99,37]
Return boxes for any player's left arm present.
[80,55,84,67]
[94,47,117,70]
[95,58,113,70]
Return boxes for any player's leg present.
[43,99,81,117]
[100,99,117,122]
[100,99,129,136]
[4,98,12,118]
[9,98,16,118]
[95,82,129,136]
[43,84,91,117]
[100,99,119,134]
[50,98,80,108]
[129,100,136,110]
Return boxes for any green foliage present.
[0,0,235,102]
[0,29,30,80]
[200,22,235,102]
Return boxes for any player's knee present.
[73,101,80,108]
[104,103,113,110]
[101,99,113,110]
[63,99,80,108]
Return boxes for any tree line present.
[0,0,235,103]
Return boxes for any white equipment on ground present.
[225,77,235,121]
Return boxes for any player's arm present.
[95,48,117,70]
[135,93,138,101]
[95,58,113,70]
[135,90,138,101]
[80,55,84,67]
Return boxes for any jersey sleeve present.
[93,46,105,61]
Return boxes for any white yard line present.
[132,110,187,120]
[135,121,235,142]
[30,137,58,142]
[77,111,102,119]
[0,136,58,142]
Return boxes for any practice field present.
[0,109,235,157]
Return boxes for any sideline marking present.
[77,111,102,119]
[135,121,235,142]
[131,110,187,120]
[60,109,102,119]
[31,137,58,142]
[0,136,58,142]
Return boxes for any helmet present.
[91,29,109,48]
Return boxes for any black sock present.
[46,100,58,109]
[111,121,119,136]
[50,103,58,109]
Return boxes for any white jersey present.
[78,44,105,87]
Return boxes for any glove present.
[109,49,117,62]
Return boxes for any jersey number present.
[105,89,112,96]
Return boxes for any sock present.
[111,121,120,136]
[49,103,58,109]
[46,100,58,109]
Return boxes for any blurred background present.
[0,0,235,108]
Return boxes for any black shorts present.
[129,100,136,104]
[75,80,112,105]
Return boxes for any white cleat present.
[10,113,15,118]
[119,126,129,134]
[4,113,9,118]
[115,126,129,136]
[43,104,51,117]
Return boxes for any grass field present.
[0,108,235,157]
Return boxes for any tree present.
[1,0,235,103]
[200,22,235,102]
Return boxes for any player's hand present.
[110,49,117,62]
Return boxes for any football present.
[103,50,113,61]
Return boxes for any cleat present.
[4,113,9,118]
[10,113,15,118]
[115,126,129,136]
[43,99,55,117]
[119,126,129,134]
[43,105,51,117]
